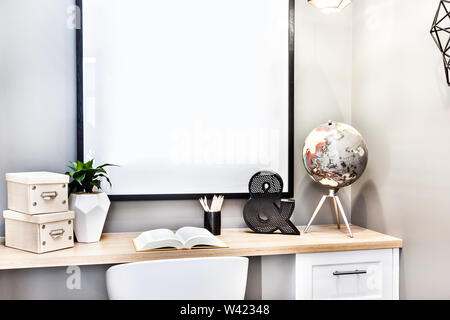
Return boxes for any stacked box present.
[3,172,74,253]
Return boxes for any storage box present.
[3,210,75,253]
[6,172,69,215]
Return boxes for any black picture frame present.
[76,0,295,201]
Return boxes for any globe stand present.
[304,189,353,238]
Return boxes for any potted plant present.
[66,160,117,243]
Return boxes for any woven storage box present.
[6,172,69,215]
[3,210,74,253]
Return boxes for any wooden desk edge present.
[0,226,402,271]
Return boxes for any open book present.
[132,227,228,252]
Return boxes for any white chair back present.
[106,257,249,300]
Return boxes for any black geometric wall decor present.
[431,0,450,86]
[243,171,300,235]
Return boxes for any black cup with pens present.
[199,195,224,236]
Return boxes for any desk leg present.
[261,255,296,300]
[393,248,400,300]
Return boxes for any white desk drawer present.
[296,249,395,300]
[312,261,383,299]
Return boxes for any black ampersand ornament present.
[243,171,300,235]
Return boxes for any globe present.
[302,121,368,189]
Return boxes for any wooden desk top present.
[0,225,402,270]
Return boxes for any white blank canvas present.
[81,0,291,197]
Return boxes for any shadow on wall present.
[434,59,450,110]
[351,180,386,231]
[294,62,352,226]
[296,62,351,124]
[295,0,352,124]
[293,2,352,226]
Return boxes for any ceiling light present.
[308,0,352,13]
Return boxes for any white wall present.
[0,1,77,227]
[0,0,352,299]
[294,0,353,217]
[351,0,450,299]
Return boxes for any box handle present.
[49,229,65,239]
[41,191,58,200]
[333,270,367,276]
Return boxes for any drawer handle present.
[41,191,58,200]
[333,270,367,276]
[49,229,65,239]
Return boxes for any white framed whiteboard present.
[76,0,294,200]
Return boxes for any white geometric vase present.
[69,192,111,243]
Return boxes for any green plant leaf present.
[74,173,86,183]
[98,163,119,168]
[95,167,107,175]
[91,180,101,191]
[76,161,84,170]
[69,161,77,169]
[85,159,94,169]
[95,173,112,187]
[66,160,118,194]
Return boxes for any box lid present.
[5,172,69,184]
[3,210,74,223]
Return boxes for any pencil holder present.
[204,211,221,235]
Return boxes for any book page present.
[133,229,184,251]
[175,227,212,242]
[176,227,227,249]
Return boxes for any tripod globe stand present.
[302,121,368,238]
[303,189,353,238]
